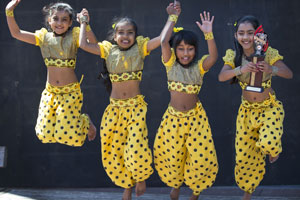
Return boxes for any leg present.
[135,181,146,197]
[86,114,96,141]
[269,154,279,163]
[189,194,199,200]
[243,192,252,200]
[122,187,132,200]
[170,187,180,200]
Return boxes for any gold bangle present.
[6,9,14,17]
[168,14,178,24]
[86,24,91,32]
[204,32,214,40]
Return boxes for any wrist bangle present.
[168,14,178,24]
[6,9,14,17]
[86,24,91,32]
[271,66,278,76]
[204,32,214,40]
[79,15,88,24]
[233,66,242,76]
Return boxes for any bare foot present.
[242,192,251,200]
[269,154,279,163]
[87,115,96,141]
[122,188,132,200]
[189,194,199,200]
[135,181,146,197]
[170,188,180,200]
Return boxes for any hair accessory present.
[5,9,14,17]
[173,27,183,32]
[168,14,178,23]
[204,32,214,40]
[234,21,237,27]
[112,23,116,29]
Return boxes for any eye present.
[53,16,58,21]
[188,48,194,51]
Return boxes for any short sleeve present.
[265,47,283,66]
[136,36,150,58]
[222,49,236,69]
[198,55,209,75]
[162,48,176,73]
[98,41,112,60]
[72,27,80,48]
[34,28,48,46]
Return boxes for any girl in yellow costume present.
[5,0,97,146]
[218,15,293,200]
[153,3,218,200]
[78,3,181,199]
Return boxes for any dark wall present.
[0,0,299,188]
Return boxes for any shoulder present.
[265,46,283,65]
[222,49,236,68]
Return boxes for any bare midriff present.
[47,66,78,86]
[242,87,273,102]
[170,91,199,112]
[111,80,141,99]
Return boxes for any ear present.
[48,16,51,23]
[113,34,117,42]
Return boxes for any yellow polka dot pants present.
[35,82,89,146]
[235,94,284,193]
[100,95,153,188]
[154,102,218,195]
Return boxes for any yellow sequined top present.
[223,47,283,89]
[163,49,209,94]
[35,27,80,68]
[98,36,150,82]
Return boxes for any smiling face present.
[175,41,196,66]
[48,10,72,35]
[114,22,136,49]
[235,22,256,54]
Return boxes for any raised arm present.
[147,1,181,53]
[6,0,36,45]
[76,8,98,44]
[196,11,217,71]
[78,10,101,56]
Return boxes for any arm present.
[6,0,36,45]
[218,62,258,82]
[77,8,98,44]
[196,11,217,71]
[147,1,181,53]
[160,1,181,62]
[257,60,293,79]
[78,11,101,56]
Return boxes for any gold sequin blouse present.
[98,36,150,82]
[35,27,80,69]
[163,49,209,94]
[222,47,283,89]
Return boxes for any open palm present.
[196,11,214,33]
[6,0,21,11]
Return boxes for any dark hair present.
[231,15,260,84]
[169,30,198,67]
[42,2,75,32]
[98,17,138,94]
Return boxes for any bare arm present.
[196,11,217,71]
[6,0,36,45]
[257,60,293,79]
[147,1,181,53]
[160,1,181,62]
[76,8,98,44]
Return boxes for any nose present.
[183,49,188,55]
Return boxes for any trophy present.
[245,25,268,93]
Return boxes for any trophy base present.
[245,86,264,93]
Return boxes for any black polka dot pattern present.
[154,102,218,195]
[35,83,89,147]
[100,95,153,188]
[235,97,284,193]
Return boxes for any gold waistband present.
[239,79,272,90]
[109,71,142,82]
[168,81,201,94]
[241,93,279,109]
[168,101,203,118]
[44,58,76,68]
[109,95,146,107]
[46,82,80,94]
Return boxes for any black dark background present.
[0,0,299,188]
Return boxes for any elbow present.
[160,37,169,46]
[288,71,293,79]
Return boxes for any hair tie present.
[173,27,183,33]
[112,23,116,29]
[234,21,237,27]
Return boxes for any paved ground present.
[0,186,299,200]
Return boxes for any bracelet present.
[204,32,214,40]
[86,24,91,32]
[6,9,14,17]
[168,14,178,24]
[79,15,88,24]
[271,66,278,76]
[233,66,242,76]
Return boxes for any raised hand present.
[6,0,21,11]
[77,8,90,24]
[166,1,181,16]
[196,11,214,33]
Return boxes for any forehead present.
[51,10,70,18]
[238,22,255,31]
[116,22,134,31]
[177,40,195,47]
